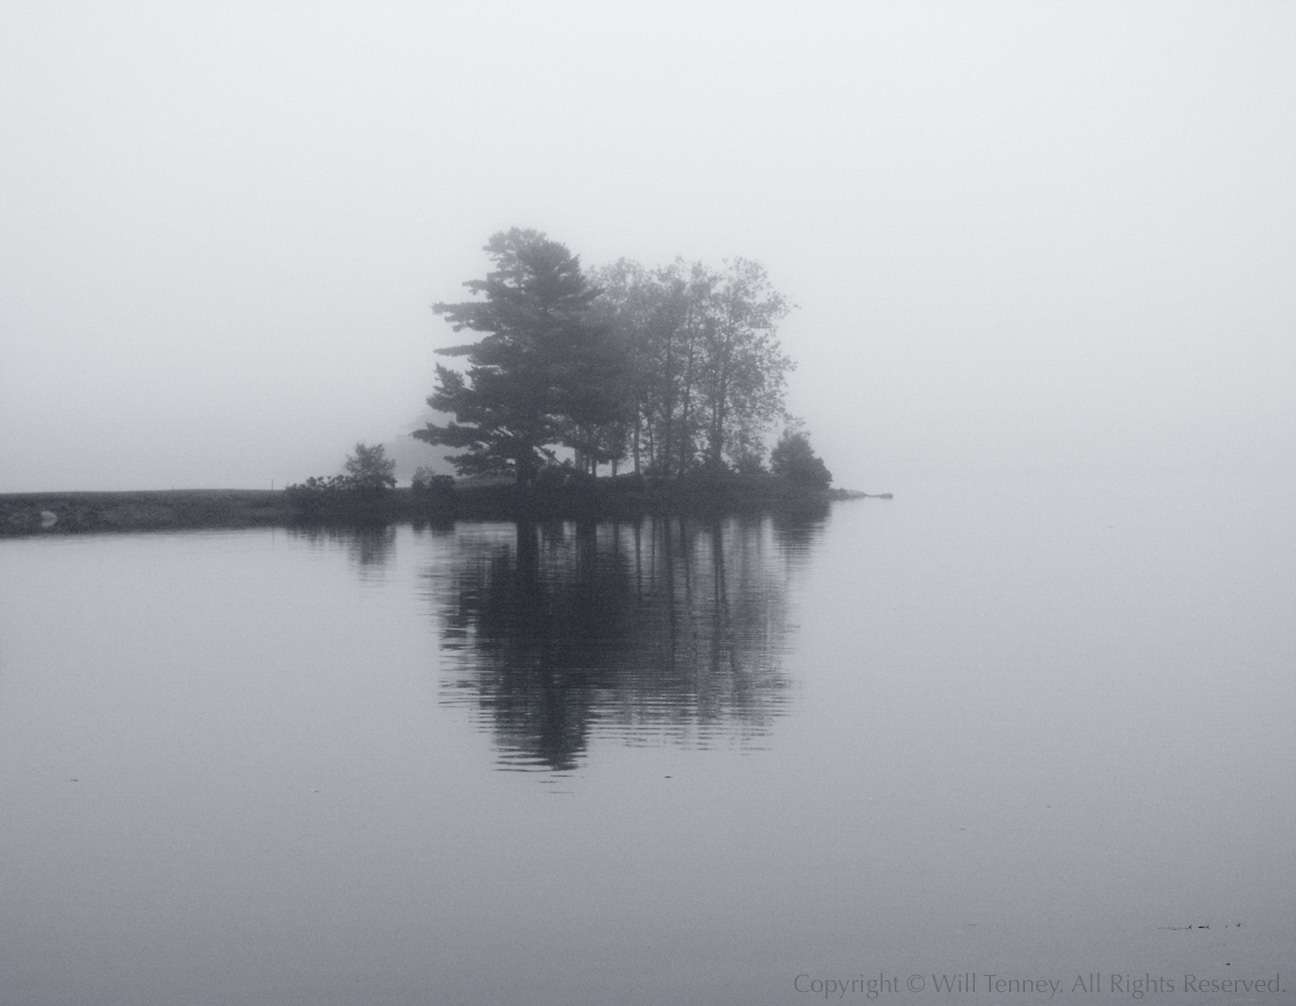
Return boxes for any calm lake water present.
[2,471,1293,1006]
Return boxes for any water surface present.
[2,472,1292,1005]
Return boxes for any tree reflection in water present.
[288,523,399,572]
[429,512,826,771]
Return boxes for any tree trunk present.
[678,332,697,477]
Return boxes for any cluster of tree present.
[588,255,792,478]
[286,442,396,500]
[414,228,831,489]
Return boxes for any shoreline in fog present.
[0,475,882,537]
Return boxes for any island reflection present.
[427,512,825,771]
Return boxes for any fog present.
[3,1,1293,493]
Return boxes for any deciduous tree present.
[589,256,792,477]
[344,442,397,493]
[769,427,832,490]
[696,258,792,470]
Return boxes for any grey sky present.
[2,1,1292,491]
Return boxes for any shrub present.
[285,444,396,514]
[770,430,832,491]
[732,446,767,475]
[283,474,358,515]
[411,468,456,504]
[535,462,595,493]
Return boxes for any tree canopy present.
[344,442,397,494]
[417,230,805,485]
[769,428,833,491]
[588,256,793,477]
[413,229,623,485]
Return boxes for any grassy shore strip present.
[0,475,863,537]
[0,489,291,536]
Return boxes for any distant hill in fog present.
[380,411,456,484]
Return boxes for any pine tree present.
[414,229,623,485]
